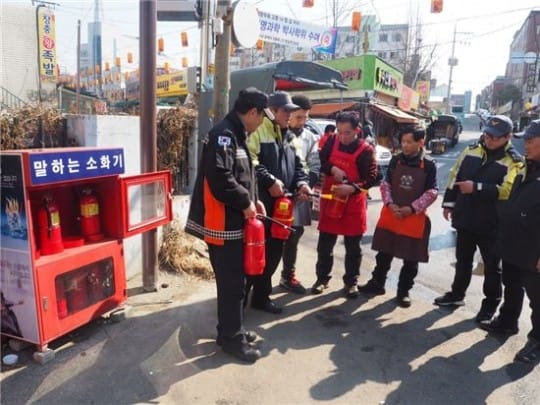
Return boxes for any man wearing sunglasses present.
[435,115,523,324]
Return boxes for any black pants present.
[315,232,362,287]
[371,251,419,296]
[498,261,540,341]
[451,229,502,312]
[208,239,245,339]
[249,236,284,306]
[281,225,305,279]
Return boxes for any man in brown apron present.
[359,125,438,307]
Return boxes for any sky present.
[7,0,540,99]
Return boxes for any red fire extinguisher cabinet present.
[0,148,173,352]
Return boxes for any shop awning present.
[369,103,418,124]
[310,101,358,117]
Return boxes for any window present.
[378,52,387,59]
[390,52,398,59]
[379,33,388,42]
[392,33,402,42]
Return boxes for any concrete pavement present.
[2,169,539,404]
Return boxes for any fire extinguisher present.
[80,188,103,241]
[37,196,64,255]
[270,195,294,239]
[243,217,266,276]
[55,277,68,319]
[323,185,350,219]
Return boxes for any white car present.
[305,118,392,183]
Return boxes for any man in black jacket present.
[435,115,523,323]
[479,120,540,364]
[185,87,273,363]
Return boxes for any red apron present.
[318,139,368,236]
[372,159,430,262]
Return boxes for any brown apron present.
[372,159,431,262]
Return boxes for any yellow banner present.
[38,8,57,83]
[156,71,188,97]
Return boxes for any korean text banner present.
[258,11,336,54]
[29,149,125,185]
[38,7,58,84]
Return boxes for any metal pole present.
[76,19,81,114]
[446,23,457,114]
[140,0,158,292]
[213,0,232,121]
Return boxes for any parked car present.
[305,118,392,182]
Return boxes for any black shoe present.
[478,318,518,335]
[475,311,494,323]
[217,330,257,347]
[357,280,386,295]
[221,335,261,364]
[279,274,307,294]
[343,284,359,299]
[311,280,329,295]
[396,295,411,308]
[251,299,283,314]
[514,338,540,363]
[434,292,465,306]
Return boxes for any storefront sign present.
[38,7,57,84]
[416,80,431,104]
[29,149,125,185]
[374,58,402,98]
[398,85,420,111]
[156,71,188,97]
[258,11,336,54]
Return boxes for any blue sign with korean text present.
[29,149,125,185]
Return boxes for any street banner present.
[38,7,58,84]
[258,11,336,54]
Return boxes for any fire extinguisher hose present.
[256,214,296,233]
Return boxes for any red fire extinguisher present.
[55,277,68,319]
[323,185,350,219]
[270,195,294,239]
[244,217,266,276]
[37,196,64,255]
[80,188,103,241]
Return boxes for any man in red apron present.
[358,126,438,307]
[311,112,377,298]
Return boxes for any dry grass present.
[159,219,214,280]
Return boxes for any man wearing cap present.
[435,115,523,323]
[246,91,311,313]
[185,87,273,363]
[479,119,540,363]
[277,94,320,294]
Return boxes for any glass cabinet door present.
[120,171,173,237]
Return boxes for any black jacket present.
[442,141,523,234]
[499,161,540,270]
[247,117,308,215]
[185,111,256,243]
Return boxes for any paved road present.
[1,131,538,404]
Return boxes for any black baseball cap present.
[268,91,300,111]
[515,119,540,140]
[235,87,275,120]
[483,115,513,137]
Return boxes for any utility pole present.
[213,0,232,121]
[139,0,158,292]
[445,24,471,114]
[76,19,81,113]
[445,24,457,114]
